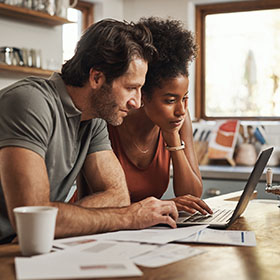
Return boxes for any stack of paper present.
[15,225,207,279]
[15,226,256,279]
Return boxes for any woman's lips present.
[170,119,183,127]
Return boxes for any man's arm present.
[0,147,178,238]
[76,151,130,208]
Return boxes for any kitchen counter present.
[199,165,280,182]
[165,163,280,200]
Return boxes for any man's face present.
[91,58,148,126]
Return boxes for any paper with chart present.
[52,239,156,259]
[79,225,208,244]
[177,228,256,246]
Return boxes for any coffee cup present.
[13,206,58,256]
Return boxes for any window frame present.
[195,0,280,121]
[72,0,94,30]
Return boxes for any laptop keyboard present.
[183,208,233,223]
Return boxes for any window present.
[62,1,93,63]
[195,0,280,120]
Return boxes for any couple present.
[0,17,211,244]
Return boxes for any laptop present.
[176,147,274,229]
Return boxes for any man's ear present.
[89,69,106,89]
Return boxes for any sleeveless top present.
[108,125,171,202]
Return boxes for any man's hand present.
[169,195,213,215]
[127,197,178,229]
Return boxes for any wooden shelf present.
[0,64,56,77]
[0,3,73,26]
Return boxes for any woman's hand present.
[168,195,213,215]
[161,113,188,148]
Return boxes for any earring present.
[140,101,144,108]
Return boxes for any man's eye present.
[127,87,136,91]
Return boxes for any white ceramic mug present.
[13,206,58,256]
[56,0,78,19]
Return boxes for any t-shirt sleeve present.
[0,85,53,158]
[87,119,112,154]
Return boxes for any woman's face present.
[143,75,189,131]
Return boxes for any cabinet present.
[0,3,72,77]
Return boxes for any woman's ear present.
[89,69,106,89]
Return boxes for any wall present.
[0,16,62,89]
[93,0,123,22]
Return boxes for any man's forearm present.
[50,197,178,239]
[49,201,131,238]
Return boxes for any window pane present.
[205,9,280,117]
[62,8,82,63]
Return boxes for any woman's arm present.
[171,111,202,197]
[162,110,202,197]
[162,111,212,214]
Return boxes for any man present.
[0,19,178,244]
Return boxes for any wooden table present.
[1,193,280,280]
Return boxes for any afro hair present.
[140,17,198,98]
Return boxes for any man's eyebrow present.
[125,82,143,87]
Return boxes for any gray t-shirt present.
[0,73,112,242]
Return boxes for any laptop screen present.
[229,147,274,225]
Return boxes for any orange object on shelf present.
[207,120,240,166]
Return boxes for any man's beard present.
[91,82,123,126]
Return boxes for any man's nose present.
[127,89,141,109]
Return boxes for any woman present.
[108,17,211,215]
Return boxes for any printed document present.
[15,252,142,279]
[82,225,208,244]
[51,240,156,259]
[177,228,256,246]
[133,244,204,268]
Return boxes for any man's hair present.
[140,17,198,99]
[61,18,156,87]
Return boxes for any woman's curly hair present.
[140,17,198,99]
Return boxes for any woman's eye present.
[166,99,176,104]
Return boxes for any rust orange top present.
[108,125,171,202]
